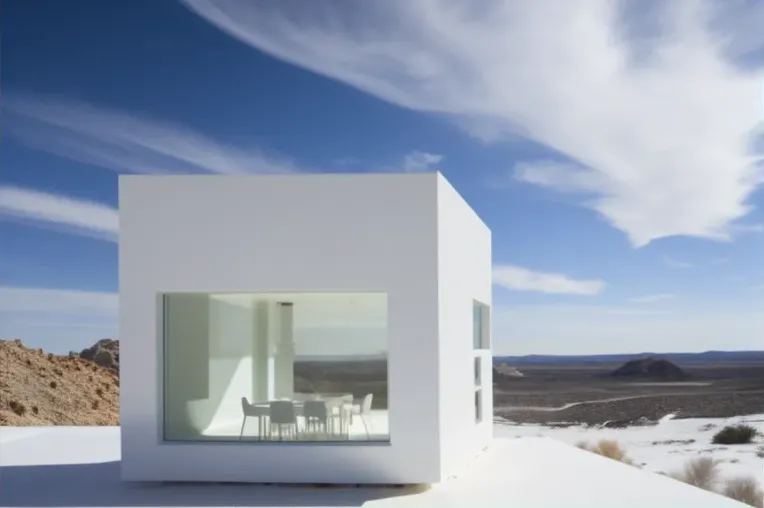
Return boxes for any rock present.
[80,339,120,373]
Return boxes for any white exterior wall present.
[119,173,444,484]
[436,175,493,479]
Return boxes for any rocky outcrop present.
[494,363,524,378]
[79,339,119,373]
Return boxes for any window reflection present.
[162,292,389,443]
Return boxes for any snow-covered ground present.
[496,413,764,482]
[0,425,754,507]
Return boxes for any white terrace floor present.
[0,426,750,508]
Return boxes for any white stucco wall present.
[435,175,493,480]
[119,173,447,484]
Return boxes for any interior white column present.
[265,302,278,400]
[274,302,295,399]
[252,300,270,402]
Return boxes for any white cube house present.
[119,172,492,484]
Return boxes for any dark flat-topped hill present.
[609,357,688,380]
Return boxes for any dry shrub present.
[723,477,764,508]
[9,400,26,416]
[712,425,759,445]
[49,380,57,389]
[576,439,635,466]
[95,387,104,397]
[92,400,100,410]
[32,405,39,414]
[667,457,763,507]
[668,457,720,491]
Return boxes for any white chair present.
[303,400,330,438]
[269,400,299,441]
[351,394,373,439]
[239,397,269,440]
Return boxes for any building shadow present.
[0,461,426,507]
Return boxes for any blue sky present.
[1,0,763,355]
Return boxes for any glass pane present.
[473,302,482,349]
[475,388,482,423]
[473,301,490,350]
[163,292,389,443]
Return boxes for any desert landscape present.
[493,354,764,427]
[4,338,763,430]
[2,338,763,505]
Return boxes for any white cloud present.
[630,293,676,304]
[4,96,301,175]
[402,151,443,172]
[181,0,764,247]
[493,265,605,295]
[0,186,118,241]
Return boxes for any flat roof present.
[0,426,748,507]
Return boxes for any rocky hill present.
[609,357,688,381]
[0,339,120,426]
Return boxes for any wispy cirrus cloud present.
[493,265,606,295]
[630,293,676,304]
[3,95,302,176]
[0,287,118,315]
[181,0,764,247]
[0,186,118,241]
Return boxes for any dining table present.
[251,393,354,440]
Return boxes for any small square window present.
[474,388,482,423]
[472,301,490,350]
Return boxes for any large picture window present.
[162,292,389,443]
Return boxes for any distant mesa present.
[609,357,688,380]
